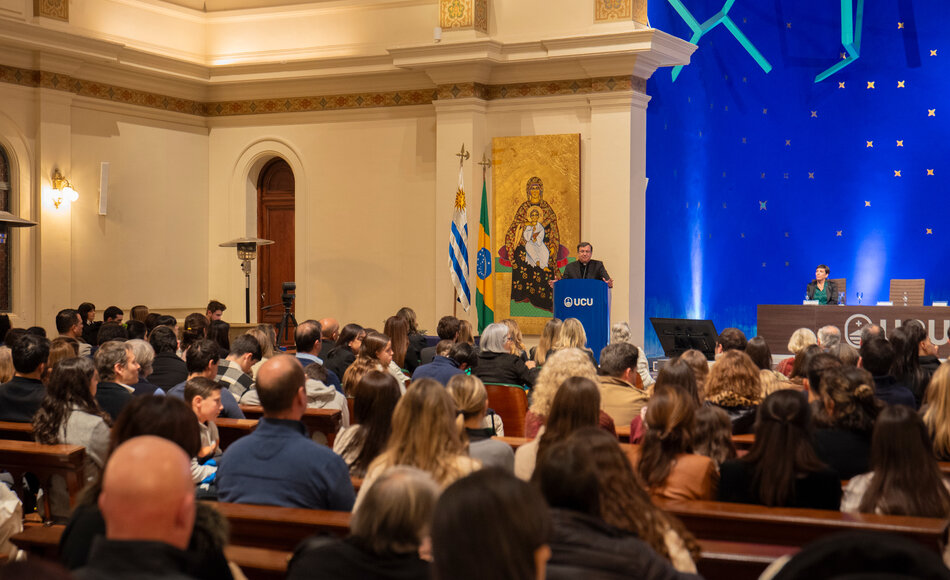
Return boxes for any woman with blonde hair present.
[247,325,277,381]
[354,378,480,510]
[531,318,562,366]
[48,337,79,371]
[922,361,950,460]
[0,346,13,383]
[777,327,818,377]
[447,374,513,471]
[705,350,762,434]
[552,318,595,363]
[456,319,475,346]
[500,319,527,360]
[525,347,614,439]
[609,321,656,389]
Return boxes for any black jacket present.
[546,509,698,580]
[0,376,46,422]
[473,351,538,388]
[74,538,194,580]
[288,536,429,580]
[149,352,188,391]
[94,382,134,422]
[562,259,610,281]
[806,279,839,304]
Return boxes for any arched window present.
[0,147,12,311]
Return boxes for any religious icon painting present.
[491,134,581,334]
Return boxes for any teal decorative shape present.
[667,0,773,81]
[815,0,864,82]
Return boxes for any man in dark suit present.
[93,341,138,421]
[0,334,50,422]
[559,242,613,288]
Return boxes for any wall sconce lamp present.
[51,169,79,209]
[219,236,274,323]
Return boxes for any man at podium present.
[557,242,614,288]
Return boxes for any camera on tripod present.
[281,282,296,308]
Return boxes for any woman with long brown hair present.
[383,316,409,371]
[843,403,950,522]
[629,358,699,444]
[515,376,600,481]
[525,347,613,439]
[719,390,840,509]
[395,306,426,373]
[354,378,479,510]
[705,350,762,434]
[333,370,402,477]
[635,385,717,501]
[34,357,112,520]
[343,331,406,394]
[813,366,881,479]
[547,427,701,573]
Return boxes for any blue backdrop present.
[645,0,949,356]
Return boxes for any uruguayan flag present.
[449,166,471,311]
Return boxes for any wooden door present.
[257,158,295,340]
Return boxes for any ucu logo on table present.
[563,297,594,308]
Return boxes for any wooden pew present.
[208,501,350,552]
[0,440,85,523]
[11,522,64,560]
[657,499,949,551]
[732,433,754,449]
[616,424,630,443]
[0,420,34,441]
[239,406,341,447]
[213,417,259,450]
[225,545,291,580]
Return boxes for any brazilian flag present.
[476,179,494,332]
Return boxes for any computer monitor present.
[649,318,719,360]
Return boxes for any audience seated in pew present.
[383,315,412,377]
[630,358,700,444]
[690,405,737,468]
[215,334,262,401]
[147,326,188,392]
[246,324,278,382]
[179,312,209,356]
[59,396,236,579]
[890,323,929,407]
[55,308,91,357]
[812,366,881,480]
[324,323,365,381]
[432,468,551,580]
[33,357,111,521]
[842,405,950,567]
[0,334,50,422]
[530,318,561,367]
[447,374,513,471]
[411,340,466,386]
[354,378,480,510]
[333,371,401,478]
[185,377,223,487]
[610,321,656,389]
[515,377,600,481]
[536,430,699,579]
[719,390,842,510]
[126,339,163,397]
[704,350,762,435]
[634,385,717,502]
[218,354,354,511]
[294,320,343,392]
[345,331,407,394]
[473,322,538,390]
[860,337,916,409]
[552,318,596,365]
[525,348,614,439]
[396,307,428,375]
[597,342,650,427]
[92,341,138,422]
[288,466,436,580]
[167,339,244,419]
[419,316,460,366]
[73,436,197,580]
[922,361,950,460]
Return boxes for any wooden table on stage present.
[756,305,950,357]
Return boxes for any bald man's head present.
[99,436,195,550]
[256,354,306,416]
[320,318,339,341]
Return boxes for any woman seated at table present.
[806,264,839,305]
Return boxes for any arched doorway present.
[257,158,295,343]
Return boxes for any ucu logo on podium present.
[564,297,594,308]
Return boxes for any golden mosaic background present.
[34,0,67,20]
[439,0,487,33]
[594,0,649,25]
[492,134,581,334]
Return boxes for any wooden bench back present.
[0,440,86,522]
[213,418,259,450]
[484,384,528,437]
[239,406,342,446]
[208,501,351,551]
[656,499,949,552]
[0,421,34,442]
